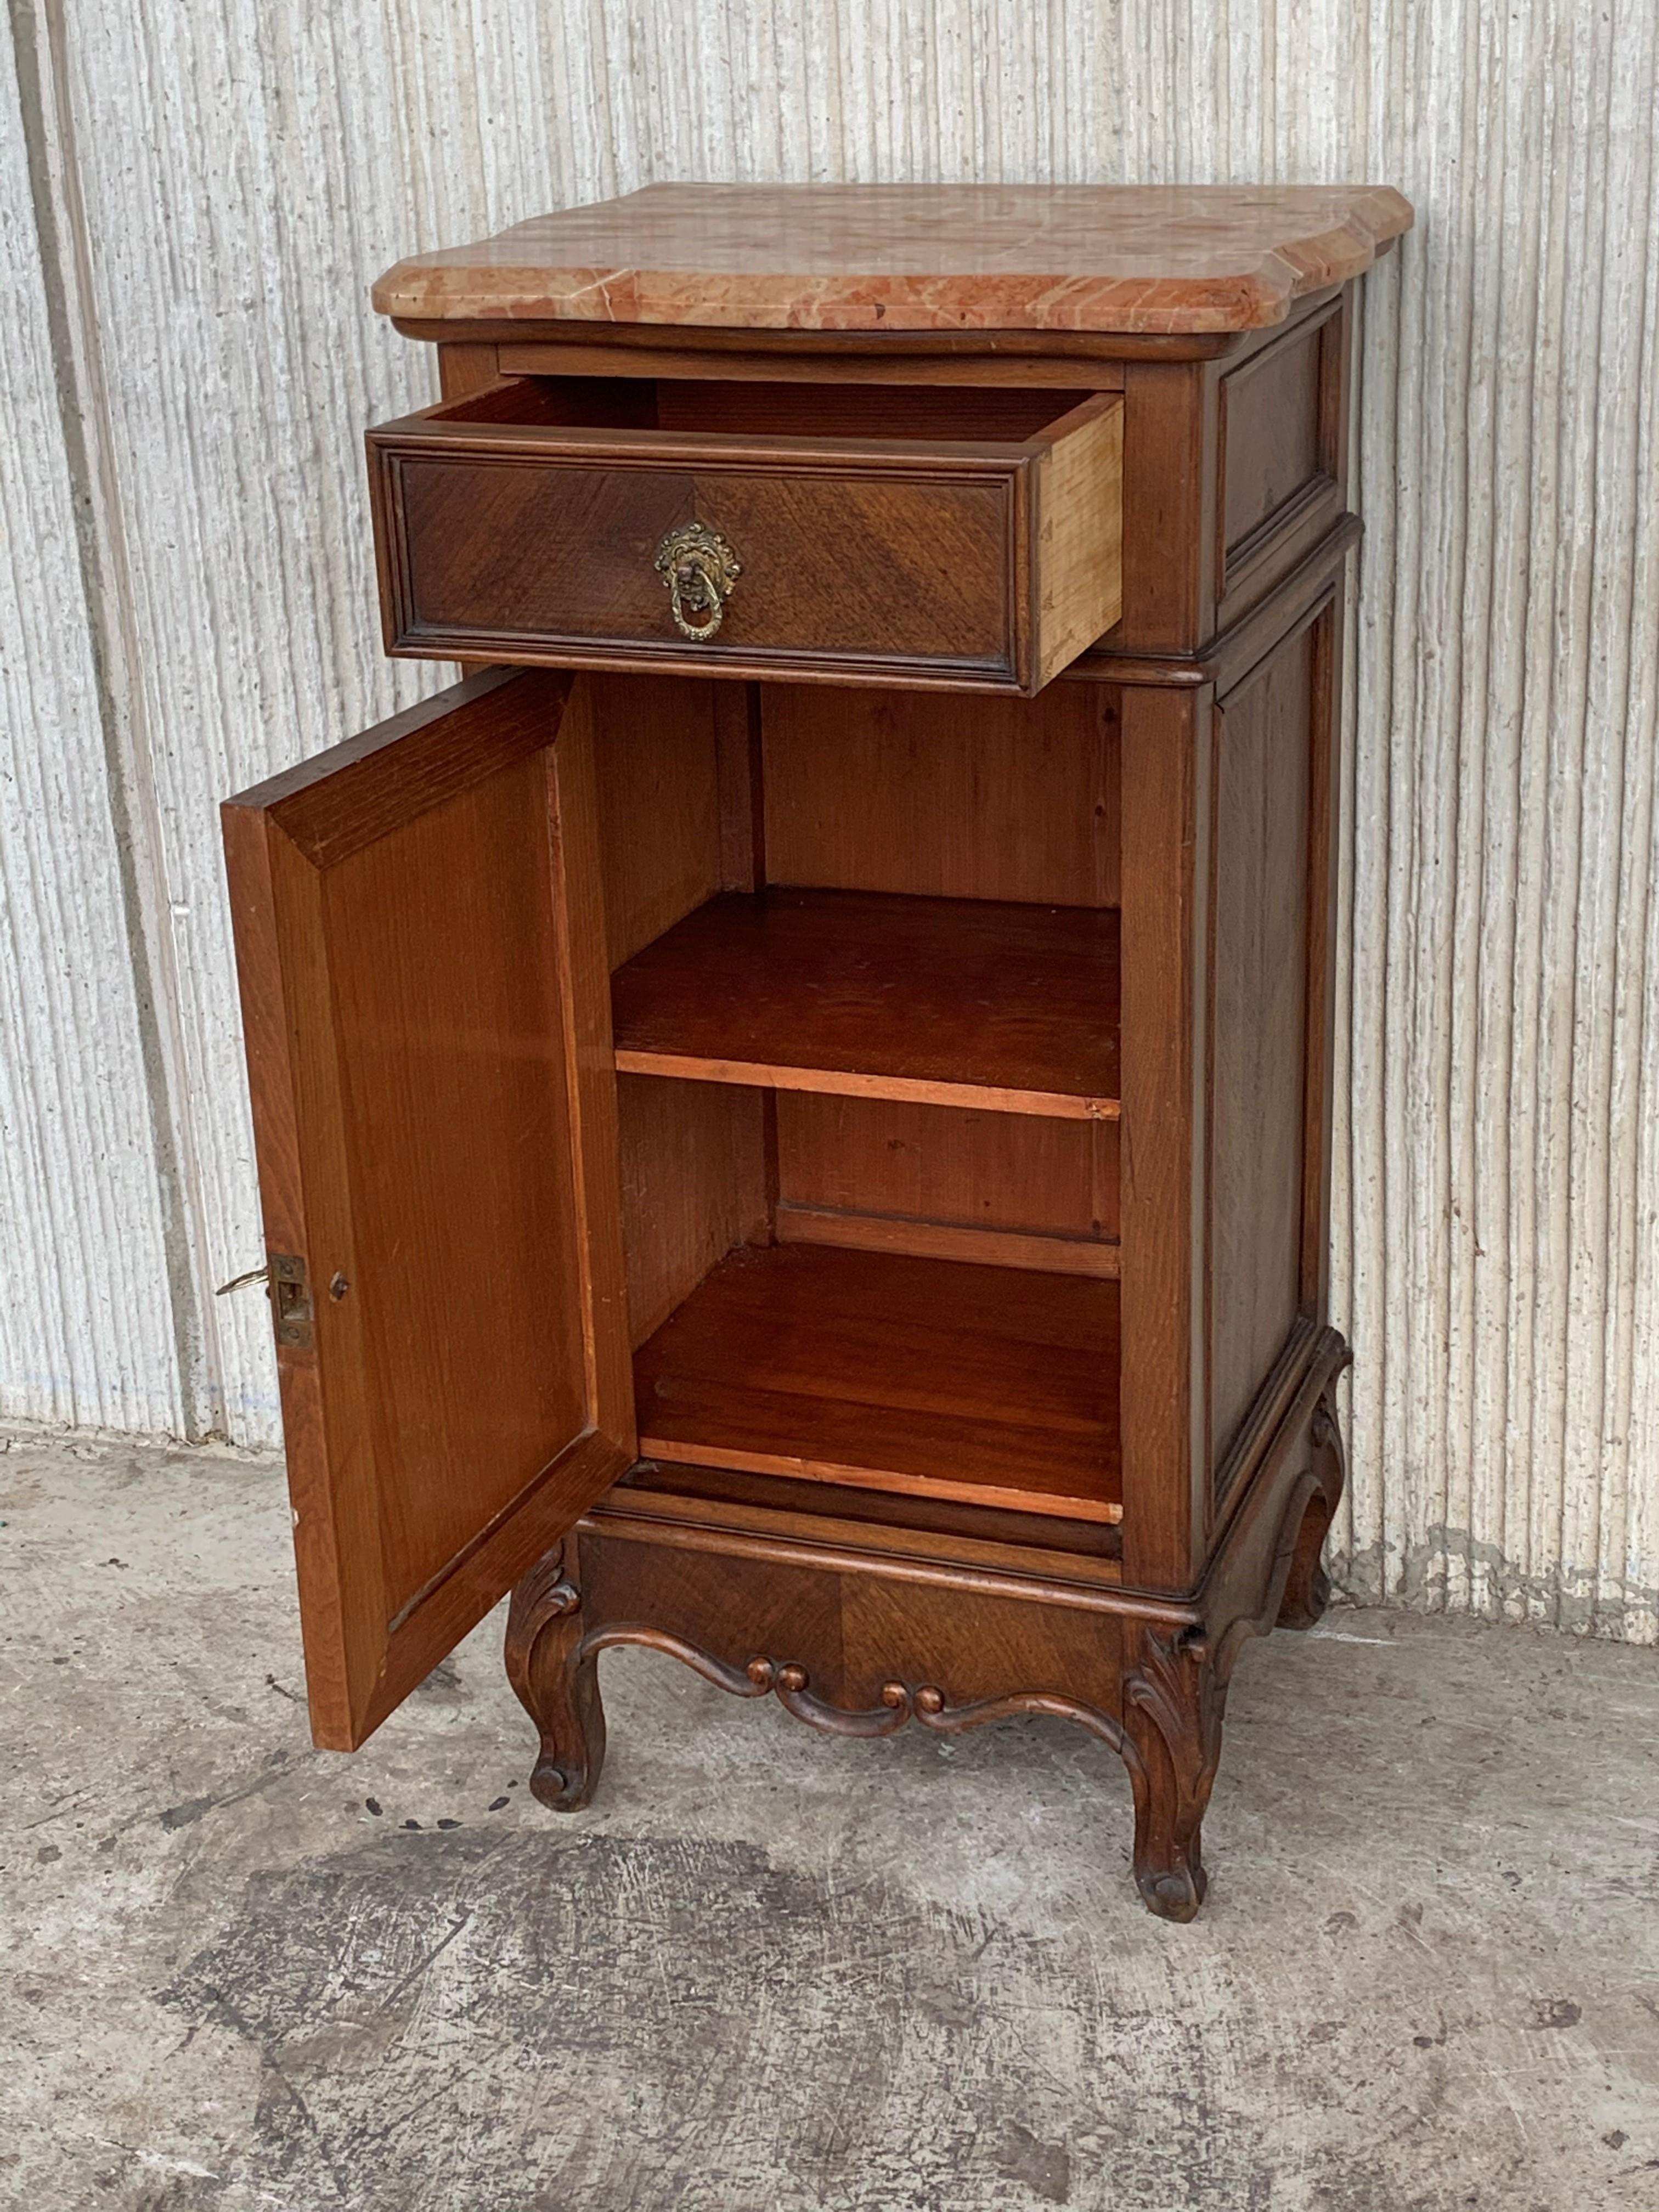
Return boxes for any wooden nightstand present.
[223,183,1411,1917]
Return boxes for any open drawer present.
[367,378,1122,695]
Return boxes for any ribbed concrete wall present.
[0,16,183,1434]
[3,2,1655,1639]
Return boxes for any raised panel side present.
[1206,620,1319,1503]
[1212,294,1349,628]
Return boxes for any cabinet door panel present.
[223,668,633,1750]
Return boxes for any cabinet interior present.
[588,670,1124,1527]
[433,375,1086,444]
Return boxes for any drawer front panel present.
[377,445,1022,686]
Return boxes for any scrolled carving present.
[1121,1620,1226,1922]
[751,1656,916,1737]
[504,1543,605,1812]
[573,1634,1139,1769]
[1278,1379,1350,1632]
[510,1544,579,1623]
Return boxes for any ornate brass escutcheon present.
[653,521,741,641]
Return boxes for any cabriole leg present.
[504,1541,605,1810]
[1122,1623,1223,1922]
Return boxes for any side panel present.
[618,1073,771,1347]
[590,674,724,968]
[223,669,634,1749]
[1212,294,1350,631]
[1206,621,1317,1482]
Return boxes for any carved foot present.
[504,1542,605,1810]
[1122,1624,1223,1922]
[1137,1842,1209,1921]
[1277,1386,1346,1631]
[1276,1508,1334,1630]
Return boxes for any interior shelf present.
[611,888,1120,1120]
[633,1242,1122,1523]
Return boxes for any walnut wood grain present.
[498,335,1137,386]
[1207,623,1315,1475]
[1116,681,1210,1593]
[589,674,724,968]
[367,384,1122,695]
[1212,297,1348,630]
[603,1460,1124,1575]
[403,317,1282,366]
[223,186,1392,1916]
[504,1323,1347,1921]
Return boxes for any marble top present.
[373,183,1413,336]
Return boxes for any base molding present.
[506,1327,1349,1920]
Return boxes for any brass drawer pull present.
[654,522,741,641]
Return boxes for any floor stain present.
[158,1829,1281,2212]
[5,1432,1658,2212]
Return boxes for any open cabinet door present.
[223,668,634,1750]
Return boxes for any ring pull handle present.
[654,522,741,641]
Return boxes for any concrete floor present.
[2,1430,1656,2212]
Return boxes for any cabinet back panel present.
[760,683,1120,907]
[776,1092,1119,1257]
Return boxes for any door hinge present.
[215,1252,314,1350]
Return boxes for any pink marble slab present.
[373,183,1412,336]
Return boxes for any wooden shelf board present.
[634,1242,1121,1525]
[611,888,1120,1119]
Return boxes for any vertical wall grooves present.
[19,0,224,1432]
[0,0,1654,1638]
[1,1,184,1432]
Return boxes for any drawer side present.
[1032,394,1124,689]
